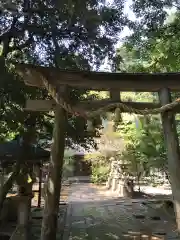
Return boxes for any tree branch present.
[1,0,31,55]
[9,35,33,52]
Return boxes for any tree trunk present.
[159,88,180,232]
[41,105,66,240]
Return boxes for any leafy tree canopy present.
[0,0,127,146]
[113,5,180,181]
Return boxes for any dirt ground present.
[6,183,70,207]
[1,182,176,240]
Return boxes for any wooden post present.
[109,90,120,100]
[41,105,66,240]
[38,161,42,208]
[159,88,180,231]
[110,90,121,131]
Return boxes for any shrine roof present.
[0,138,50,164]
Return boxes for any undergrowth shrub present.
[91,165,109,184]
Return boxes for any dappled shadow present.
[68,183,172,203]
[63,183,177,240]
[67,227,168,240]
[65,198,176,239]
[133,190,171,200]
[2,182,175,240]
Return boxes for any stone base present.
[0,195,32,224]
[9,226,28,240]
[0,196,20,223]
[112,178,119,192]
[117,180,124,197]
[107,178,134,198]
[106,177,112,189]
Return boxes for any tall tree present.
[0,0,127,143]
[127,0,178,49]
[0,1,128,239]
[116,6,180,232]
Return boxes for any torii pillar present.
[41,104,66,240]
[159,88,180,232]
[15,66,67,240]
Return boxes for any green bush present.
[91,165,109,184]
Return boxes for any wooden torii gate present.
[15,63,180,239]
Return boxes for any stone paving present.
[63,183,179,240]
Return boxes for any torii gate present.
[15,63,180,239]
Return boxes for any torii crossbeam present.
[15,63,180,91]
[14,63,180,238]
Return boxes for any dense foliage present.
[0,0,128,148]
[1,0,180,185]
[120,114,166,177]
[115,4,180,182]
[85,2,180,184]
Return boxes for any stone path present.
[67,183,120,202]
[62,183,179,240]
